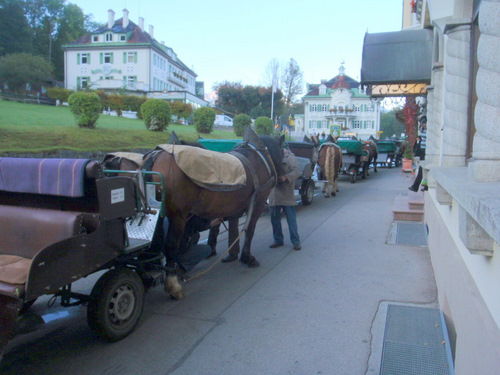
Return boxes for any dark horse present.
[147,128,283,299]
[361,140,378,177]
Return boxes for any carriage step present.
[392,194,424,222]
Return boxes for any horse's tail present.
[325,146,335,186]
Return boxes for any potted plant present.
[402,146,414,172]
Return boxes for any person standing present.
[269,145,302,250]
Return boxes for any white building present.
[62,9,207,108]
[299,64,380,140]
[362,0,500,373]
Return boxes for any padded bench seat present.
[0,205,91,297]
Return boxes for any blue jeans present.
[270,206,300,246]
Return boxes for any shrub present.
[107,94,124,116]
[141,99,171,131]
[194,107,215,134]
[46,87,74,104]
[122,95,146,114]
[233,114,252,137]
[254,116,274,135]
[68,91,101,128]
[95,90,109,111]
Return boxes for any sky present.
[71,0,403,98]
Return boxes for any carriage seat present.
[0,205,97,298]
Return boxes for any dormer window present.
[105,33,113,42]
[92,35,99,42]
[120,35,126,42]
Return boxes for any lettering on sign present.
[111,188,125,204]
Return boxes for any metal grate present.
[396,222,428,246]
[380,304,452,375]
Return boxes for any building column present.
[468,0,500,182]
[440,25,471,167]
[425,63,444,167]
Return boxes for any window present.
[355,105,360,112]
[77,76,90,89]
[310,104,317,112]
[124,52,137,63]
[353,121,361,129]
[105,33,113,42]
[92,35,99,42]
[120,35,126,42]
[80,53,89,64]
[322,104,327,112]
[104,52,112,63]
[125,76,136,89]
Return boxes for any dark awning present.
[361,29,433,97]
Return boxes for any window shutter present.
[123,52,126,63]
[134,76,137,82]
[77,53,80,65]
[110,53,114,64]
[100,76,103,80]
[134,52,137,63]
[100,53,103,64]
[88,54,91,64]
[77,77,81,89]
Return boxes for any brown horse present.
[317,141,342,197]
[147,128,284,299]
[101,142,233,259]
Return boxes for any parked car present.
[214,114,233,126]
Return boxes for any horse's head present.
[325,134,337,143]
[259,135,284,177]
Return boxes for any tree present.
[68,91,101,128]
[254,117,274,135]
[170,102,193,122]
[194,107,215,134]
[233,114,252,137]
[52,3,88,80]
[141,99,171,131]
[0,0,32,56]
[0,53,53,95]
[214,81,244,114]
[281,58,304,107]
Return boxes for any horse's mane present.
[258,135,284,176]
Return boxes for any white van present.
[214,115,233,126]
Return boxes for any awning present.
[360,29,433,97]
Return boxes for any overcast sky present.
[71,0,403,96]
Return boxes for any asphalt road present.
[0,167,437,375]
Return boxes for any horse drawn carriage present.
[336,138,368,183]
[286,141,318,205]
[375,140,397,167]
[0,157,167,360]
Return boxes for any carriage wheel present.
[301,179,315,205]
[87,268,145,342]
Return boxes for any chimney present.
[139,17,144,31]
[107,9,115,29]
[149,25,154,39]
[122,9,129,28]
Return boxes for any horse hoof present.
[165,275,185,300]
[208,250,217,258]
[324,194,330,198]
[331,192,336,196]
[221,253,238,263]
[240,255,260,268]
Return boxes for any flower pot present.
[402,158,413,172]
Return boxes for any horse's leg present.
[207,224,220,257]
[239,200,266,268]
[164,215,187,300]
[374,154,378,172]
[323,181,329,198]
[222,217,240,263]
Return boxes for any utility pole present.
[271,61,278,121]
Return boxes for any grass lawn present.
[0,100,239,153]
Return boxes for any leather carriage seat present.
[0,205,96,298]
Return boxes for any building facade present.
[299,65,381,140]
[62,9,207,108]
[363,0,500,373]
